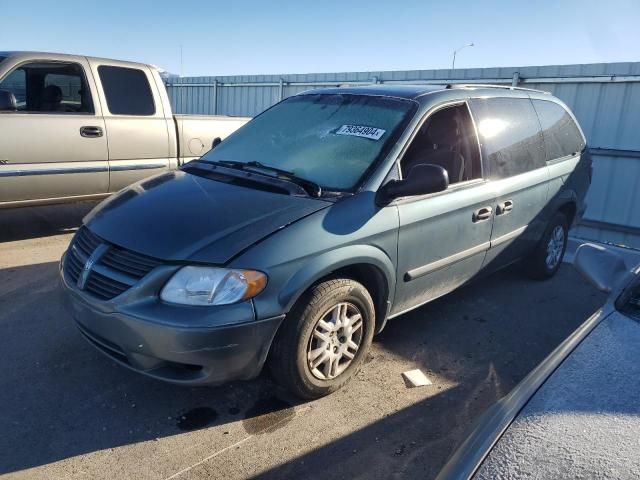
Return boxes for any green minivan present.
[60,84,591,398]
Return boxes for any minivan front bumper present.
[60,259,284,386]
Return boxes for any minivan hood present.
[84,171,330,264]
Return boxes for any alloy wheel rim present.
[545,225,565,269]
[307,302,364,380]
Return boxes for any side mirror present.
[211,137,222,149]
[0,89,17,112]
[574,243,628,293]
[377,163,449,205]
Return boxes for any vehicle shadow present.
[0,202,98,243]
[0,260,302,475]
[254,265,608,480]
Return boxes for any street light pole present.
[452,42,474,70]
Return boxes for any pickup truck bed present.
[174,115,249,163]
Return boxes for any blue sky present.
[2,0,639,76]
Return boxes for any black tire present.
[269,278,375,399]
[523,212,568,280]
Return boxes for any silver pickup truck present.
[0,51,249,208]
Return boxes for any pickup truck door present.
[0,57,108,204]
[88,60,174,192]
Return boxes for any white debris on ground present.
[402,369,433,388]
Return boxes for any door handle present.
[80,126,103,138]
[472,206,493,222]
[496,200,514,216]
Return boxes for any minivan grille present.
[64,227,162,300]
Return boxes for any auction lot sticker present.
[335,124,386,140]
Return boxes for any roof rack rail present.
[446,83,550,94]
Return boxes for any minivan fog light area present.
[160,266,267,305]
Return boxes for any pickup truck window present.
[98,66,155,116]
[201,94,416,191]
[0,61,94,114]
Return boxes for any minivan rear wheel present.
[269,278,375,399]
[523,212,568,280]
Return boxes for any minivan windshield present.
[201,94,416,191]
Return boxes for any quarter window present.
[98,66,155,116]
[0,62,94,113]
[532,99,585,161]
[470,97,546,179]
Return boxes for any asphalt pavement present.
[0,202,607,480]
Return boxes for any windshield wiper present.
[207,160,322,197]
[205,160,248,170]
[244,161,322,198]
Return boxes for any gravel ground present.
[0,203,606,480]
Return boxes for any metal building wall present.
[167,62,640,249]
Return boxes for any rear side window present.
[470,97,546,179]
[98,66,155,116]
[532,99,585,161]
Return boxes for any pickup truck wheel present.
[523,212,568,280]
[269,279,375,399]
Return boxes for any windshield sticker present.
[335,125,386,140]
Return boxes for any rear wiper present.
[208,160,322,197]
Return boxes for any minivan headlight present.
[160,266,267,306]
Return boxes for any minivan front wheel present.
[524,212,568,280]
[269,279,375,399]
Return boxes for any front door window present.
[400,103,482,186]
[0,62,94,114]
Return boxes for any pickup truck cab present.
[0,51,248,208]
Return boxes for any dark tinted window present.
[0,56,6,64]
[0,62,93,113]
[532,99,585,161]
[98,66,155,115]
[470,97,546,179]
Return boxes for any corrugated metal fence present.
[166,62,640,249]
